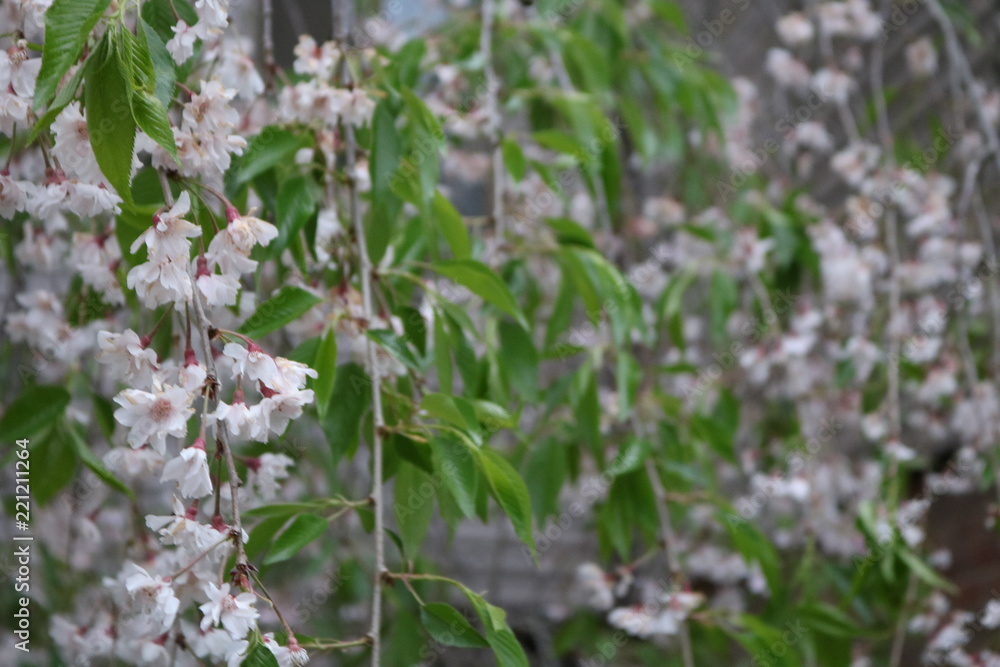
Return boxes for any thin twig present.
[261,0,276,90]
[643,457,695,667]
[334,2,387,664]
[480,0,504,238]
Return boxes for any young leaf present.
[431,260,527,328]
[238,286,322,339]
[263,514,328,565]
[137,17,175,107]
[33,0,111,109]
[84,32,137,206]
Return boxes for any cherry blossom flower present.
[97,329,159,387]
[167,20,198,64]
[161,439,213,498]
[122,562,181,635]
[906,37,938,77]
[262,632,311,666]
[113,384,195,454]
[130,191,202,258]
[199,582,260,639]
[776,12,814,47]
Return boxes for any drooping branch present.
[333,2,387,663]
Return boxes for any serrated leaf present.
[476,448,535,561]
[137,17,175,107]
[238,286,322,339]
[29,59,87,142]
[34,0,111,109]
[312,329,337,420]
[84,32,137,205]
[131,91,177,161]
[431,260,526,328]
[420,603,489,648]
[263,514,328,565]
[0,385,71,438]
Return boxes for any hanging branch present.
[262,0,276,90]
[158,169,251,581]
[334,1,387,663]
[481,0,505,239]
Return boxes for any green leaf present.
[498,321,538,400]
[432,191,471,260]
[544,217,595,249]
[141,0,198,43]
[393,462,434,557]
[29,58,87,142]
[476,448,535,560]
[131,91,178,161]
[263,514,328,565]
[32,427,78,506]
[798,603,867,639]
[33,0,111,109]
[432,437,479,518]
[274,175,319,255]
[366,329,421,370]
[245,515,289,560]
[420,603,489,648]
[501,137,526,182]
[0,385,71,438]
[461,590,530,667]
[244,503,321,518]
[312,329,338,421]
[431,260,526,328]
[322,362,371,460]
[238,286,322,339]
[898,549,956,592]
[724,513,781,596]
[229,127,310,187]
[241,639,281,667]
[137,18,175,107]
[65,422,134,498]
[421,393,480,436]
[84,32,137,206]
